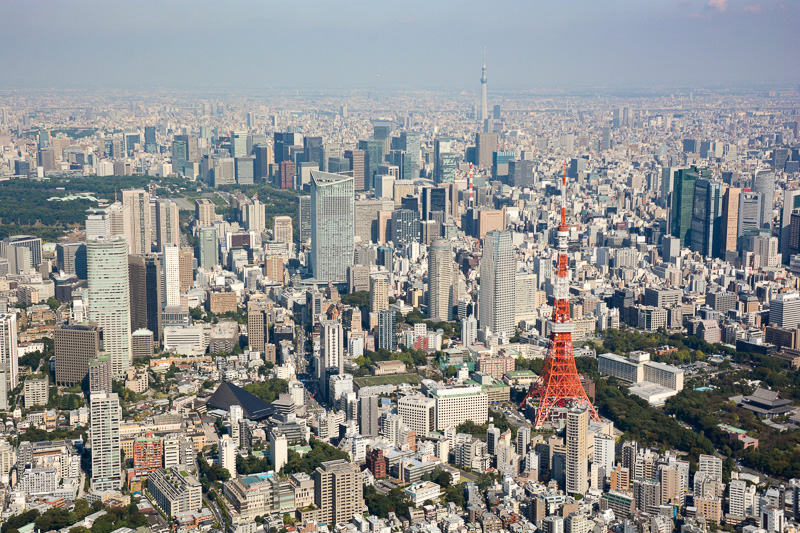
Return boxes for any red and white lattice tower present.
[520,163,600,428]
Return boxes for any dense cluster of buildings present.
[0,68,798,533]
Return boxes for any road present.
[203,492,225,527]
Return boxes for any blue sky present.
[1,0,798,89]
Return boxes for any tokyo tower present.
[520,164,600,428]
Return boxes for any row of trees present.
[243,378,289,403]
[1,499,146,533]
[279,438,351,476]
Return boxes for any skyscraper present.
[479,48,488,123]
[377,310,397,352]
[129,254,163,344]
[313,460,363,526]
[479,231,515,337]
[230,131,247,158]
[475,132,498,169]
[358,395,379,438]
[87,236,132,377]
[54,322,101,386]
[754,168,775,229]
[90,392,122,492]
[178,248,194,293]
[670,167,703,246]
[344,150,366,191]
[155,199,180,253]
[198,226,219,270]
[690,179,725,258]
[319,319,344,379]
[122,189,152,254]
[738,191,763,241]
[566,406,589,496]
[311,171,354,283]
[195,199,215,227]
[780,189,800,263]
[298,196,312,244]
[722,187,742,257]
[369,275,389,313]
[273,216,293,244]
[163,246,180,307]
[56,241,87,279]
[428,239,453,322]
[0,314,19,411]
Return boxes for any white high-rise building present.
[155,199,179,252]
[162,246,181,307]
[90,392,122,491]
[270,429,288,473]
[754,168,775,229]
[479,230,515,337]
[121,189,152,254]
[0,314,19,411]
[319,319,344,379]
[219,435,236,476]
[566,406,589,496]
[516,426,531,456]
[698,454,723,482]
[430,385,488,430]
[729,479,757,517]
[398,395,436,437]
[87,236,132,377]
[769,292,800,329]
[242,199,266,233]
[462,315,478,347]
[593,433,615,489]
[428,239,453,322]
[311,171,354,283]
[86,210,111,240]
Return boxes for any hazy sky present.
[2,0,798,90]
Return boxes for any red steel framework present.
[520,163,600,427]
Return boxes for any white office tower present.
[242,198,267,233]
[229,405,243,446]
[155,199,179,252]
[516,425,531,456]
[593,433,615,489]
[769,292,800,329]
[753,168,775,229]
[462,315,478,347]
[428,239,453,322]
[219,435,236,476]
[397,395,436,437]
[310,171,354,283]
[121,189,152,254]
[760,504,785,533]
[87,236,132,377]
[162,246,181,307]
[729,479,757,518]
[230,131,247,158]
[320,319,344,380]
[0,314,19,411]
[270,429,288,473]
[90,392,122,492]
[479,231,516,337]
[86,211,111,240]
[566,406,589,496]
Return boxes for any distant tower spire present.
[480,47,488,123]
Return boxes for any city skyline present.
[1,1,798,90]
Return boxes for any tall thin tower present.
[521,164,599,428]
[480,47,488,123]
